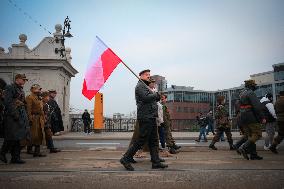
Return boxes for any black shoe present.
[159,158,165,162]
[209,144,217,150]
[10,159,26,164]
[269,145,278,154]
[0,153,7,164]
[195,139,200,142]
[129,157,137,164]
[169,147,178,154]
[120,157,134,171]
[50,148,61,153]
[173,144,181,150]
[152,162,168,169]
[237,148,249,160]
[250,154,263,160]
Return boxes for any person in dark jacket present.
[82,109,91,134]
[120,69,168,171]
[195,113,208,142]
[237,80,266,160]
[0,74,29,164]
[269,91,284,154]
[47,90,64,135]
[42,91,61,153]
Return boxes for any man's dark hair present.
[139,69,150,76]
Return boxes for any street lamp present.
[55,16,73,57]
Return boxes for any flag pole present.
[95,36,151,89]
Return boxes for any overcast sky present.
[1,0,284,116]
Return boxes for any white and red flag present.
[82,36,122,100]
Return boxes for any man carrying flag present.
[82,37,167,171]
[120,70,168,171]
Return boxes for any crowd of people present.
[1,72,283,169]
[0,74,64,164]
[120,69,284,171]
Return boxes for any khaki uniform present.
[163,104,175,147]
[26,93,45,145]
[211,105,233,148]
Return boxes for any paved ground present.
[0,139,284,189]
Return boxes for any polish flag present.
[82,36,122,100]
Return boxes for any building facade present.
[0,25,78,131]
[164,63,284,131]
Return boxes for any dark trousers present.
[158,126,166,148]
[83,122,90,133]
[1,139,21,160]
[123,118,160,163]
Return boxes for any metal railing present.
[70,117,266,132]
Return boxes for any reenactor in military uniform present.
[41,91,61,153]
[161,94,181,154]
[237,80,266,160]
[0,74,29,164]
[269,90,284,154]
[209,96,234,150]
[26,84,46,157]
[47,89,64,135]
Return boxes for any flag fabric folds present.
[82,36,122,100]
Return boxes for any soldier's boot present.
[209,141,217,150]
[149,144,168,169]
[237,140,253,160]
[168,147,178,154]
[120,156,134,171]
[250,144,263,160]
[27,145,34,154]
[152,162,168,169]
[33,145,46,157]
[10,144,25,164]
[120,144,140,171]
[269,144,278,154]
[173,143,181,150]
[232,137,247,150]
[151,157,165,163]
